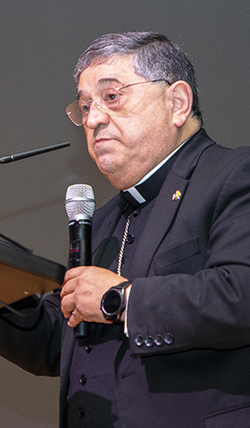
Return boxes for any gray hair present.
[74,32,203,125]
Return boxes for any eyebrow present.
[97,77,122,86]
[77,77,123,99]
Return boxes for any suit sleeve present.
[127,151,250,355]
[0,289,62,376]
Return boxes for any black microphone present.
[0,141,70,163]
[65,184,95,338]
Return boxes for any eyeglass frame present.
[66,79,171,126]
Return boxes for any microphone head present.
[65,184,95,222]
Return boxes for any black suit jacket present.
[1,129,250,428]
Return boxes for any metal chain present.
[117,216,130,276]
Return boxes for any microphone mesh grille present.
[65,184,95,221]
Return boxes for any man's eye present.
[108,93,118,101]
[79,102,90,114]
[103,90,119,104]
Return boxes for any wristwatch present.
[101,281,131,322]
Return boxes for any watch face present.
[103,289,122,315]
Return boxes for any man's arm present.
[127,153,250,355]
[0,291,62,376]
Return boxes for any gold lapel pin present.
[172,190,181,201]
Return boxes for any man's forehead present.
[78,56,137,90]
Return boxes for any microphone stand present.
[0,142,70,163]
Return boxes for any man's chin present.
[96,156,118,176]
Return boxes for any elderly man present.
[1,32,250,428]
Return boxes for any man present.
[1,32,250,428]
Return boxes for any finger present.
[61,280,75,298]
[61,270,83,298]
[67,310,82,328]
[63,266,86,284]
[61,294,75,319]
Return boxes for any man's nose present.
[85,102,110,128]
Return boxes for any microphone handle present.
[69,220,92,338]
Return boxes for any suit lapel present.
[130,130,215,278]
[130,171,189,278]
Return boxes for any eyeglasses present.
[66,79,170,126]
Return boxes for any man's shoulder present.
[201,138,250,167]
[197,129,250,158]
[181,128,250,171]
[187,133,250,196]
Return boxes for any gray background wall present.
[0,0,249,426]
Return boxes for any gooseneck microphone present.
[65,184,95,338]
[0,141,70,163]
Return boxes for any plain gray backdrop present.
[0,0,249,426]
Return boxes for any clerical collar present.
[121,139,188,206]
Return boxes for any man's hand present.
[61,266,128,327]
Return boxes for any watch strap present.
[112,281,131,321]
[112,280,132,291]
